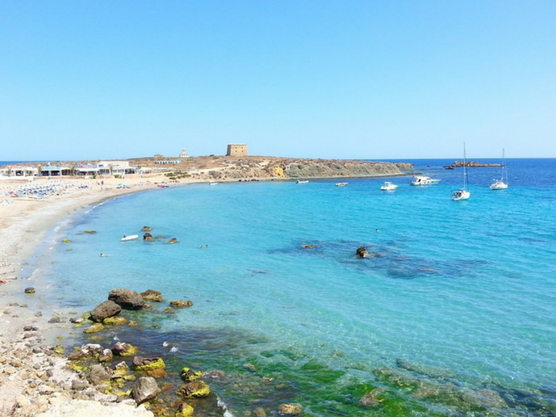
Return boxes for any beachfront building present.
[97,161,136,176]
[0,166,38,177]
[40,165,72,177]
[226,144,248,157]
[74,164,100,176]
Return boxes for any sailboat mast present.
[463,142,467,189]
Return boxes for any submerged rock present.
[141,226,152,232]
[167,238,178,244]
[143,233,154,241]
[84,323,105,334]
[108,288,145,310]
[278,403,302,415]
[170,300,193,308]
[24,287,36,294]
[141,289,163,302]
[360,388,387,407]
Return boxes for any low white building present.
[97,161,136,175]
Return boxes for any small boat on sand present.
[121,234,139,241]
[380,181,398,191]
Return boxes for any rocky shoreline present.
[444,160,502,169]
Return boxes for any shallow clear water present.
[37,159,556,416]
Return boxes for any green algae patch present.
[62,239,71,243]
[53,345,65,355]
[103,316,128,326]
[133,357,167,378]
[84,323,105,334]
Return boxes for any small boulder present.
[143,233,154,241]
[178,403,194,417]
[24,287,36,294]
[141,226,152,231]
[90,300,122,322]
[177,380,211,399]
[167,238,179,244]
[180,367,203,382]
[108,288,145,310]
[112,342,139,357]
[133,356,167,378]
[141,289,163,302]
[88,364,112,385]
[170,300,193,308]
[99,348,113,362]
[132,377,160,405]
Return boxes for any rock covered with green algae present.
[180,367,203,382]
[84,322,105,334]
[112,341,139,357]
[103,316,129,326]
[178,403,194,416]
[177,379,211,398]
[132,356,168,378]
[278,403,302,415]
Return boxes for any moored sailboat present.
[490,149,509,190]
[452,143,470,201]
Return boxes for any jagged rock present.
[88,364,112,385]
[170,300,193,308]
[112,342,138,357]
[143,233,154,241]
[177,380,211,398]
[356,246,371,258]
[141,289,163,302]
[90,300,122,322]
[108,288,145,310]
[180,367,203,382]
[132,357,167,378]
[278,403,302,415]
[132,376,160,405]
[141,226,152,232]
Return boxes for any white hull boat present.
[452,143,471,201]
[121,234,139,241]
[296,180,309,184]
[410,175,441,186]
[490,149,509,190]
[380,181,398,191]
[335,182,348,187]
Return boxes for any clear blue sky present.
[1,1,555,161]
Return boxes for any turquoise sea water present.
[33,159,556,416]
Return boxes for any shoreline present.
[0,175,168,416]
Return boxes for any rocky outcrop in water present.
[108,289,145,310]
[445,161,502,169]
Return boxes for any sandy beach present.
[0,174,180,416]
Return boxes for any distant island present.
[445,161,502,170]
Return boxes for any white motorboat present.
[380,181,398,191]
[410,175,441,186]
[296,180,309,184]
[452,143,471,201]
[335,182,348,187]
[490,149,508,190]
[209,182,218,186]
[121,234,139,241]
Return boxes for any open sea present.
[25,158,556,416]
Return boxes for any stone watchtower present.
[226,144,248,157]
